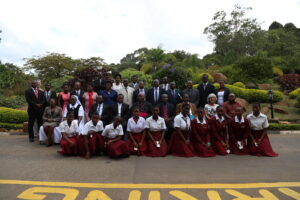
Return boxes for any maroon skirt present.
[248,130,278,157]
[127,132,147,156]
[192,140,216,157]
[211,138,228,156]
[105,138,130,158]
[229,140,249,155]
[77,134,104,157]
[146,131,168,157]
[58,136,78,155]
[168,131,195,157]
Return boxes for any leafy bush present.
[120,68,153,89]
[289,88,300,99]
[268,123,300,130]
[140,63,153,74]
[0,107,28,123]
[272,66,284,76]
[50,75,73,92]
[279,74,300,90]
[297,95,300,105]
[217,65,242,84]
[0,95,27,109]
[233,82,246,88]
[0,122,23,130]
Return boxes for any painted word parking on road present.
[1,180,300,200]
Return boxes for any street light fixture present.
[268,89,274,119]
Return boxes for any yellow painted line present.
[0,179,300,189]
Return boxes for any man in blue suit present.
[166,81,181,106]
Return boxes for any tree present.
[269,21,283,30]
[120,47,149,70]
[204,5,265,64]
[145,47,165,71]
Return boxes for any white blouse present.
[247,113,269,131]
[204,104,219,117]
[145,116,167,131]
[102,123,124,139]
[127,117,146,133]
[174,113,191,130]
[112,83,123,94]
[59,120,78,137]
[217,91,225,105]
[81,120,104,135]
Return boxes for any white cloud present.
[0,0,299,66]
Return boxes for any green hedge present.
[233,82,246,88]
[193,84,284,103]
[289,87,300,99]
[268,123,300,130]
[0,95,27,109]
[0,122,23,130]
[0,107,28,123]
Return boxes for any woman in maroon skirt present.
[102,117,130,158]
[145,106,168,157]
[78,113,104,159]
[229,107,250,155]
[168,103,195,157]
[191,108,216,157]
[58,112,79,155]
[247,103,278,157]
[210,106,230,155]
[127,107,147,156]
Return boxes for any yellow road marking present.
[17,187,79,200]
[1,179,300,189]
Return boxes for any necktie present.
[155,89,158,103]
[163,105,168,119]
[203,83,206,91]
[34,89,38,99]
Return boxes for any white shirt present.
[119,86,134,108]
[96,103,104,116]
[145,116,166,131]
[139,88,145,94]
[174,113,191,130]
[247,112,269,131]
[81,120,104,135]
[127,117,146,133]
[162,83,169,91]
[204,104,219,117]
[217,91,225,105]
[102,123,124,139]
[196,117,207,125]
[112,83,123,94]
[117,103,122,116]
[59,120,78,137]
[234,116,245,123]
[63,103,84,118]
[75,90,81,96]
[215,114,225,122]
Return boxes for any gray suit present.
[182,88,199,107]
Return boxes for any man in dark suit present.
[158,94,175,140]
[132,93,152,118]
[25,80,45,142]
[43,83,56,108]
[197,74,215,108]
[166,81,182,106]
[129,75,139,90]
[93,73,108,94]
[70,81,84,104]
[89,95,111,125]
[146,79,165,106]
[112,94,130,140]
[133,80,147,103]
[182,80,199,107]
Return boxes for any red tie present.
[163,105,168,119]
[34,89,39,99]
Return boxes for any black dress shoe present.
[29,138,34,142]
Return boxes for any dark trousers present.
[28,110,43,139]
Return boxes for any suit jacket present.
[182,88,199,107]
[111,103,130,121]
[70,90,84,104]
[118,86,135,108]
[215,87,231,104]
[166,89,182,105]
[131,101,152,117]
[129,82,139,90]
[158,103,175,119]
[133,88,148,103]
[146,87,165,105]
[25,88,45,114]
[197,83,215,108]
[176,102,197,116]
[42,106,62,123]
[43,90,57,108]
[89,103,111,125]
[93,78,106,94]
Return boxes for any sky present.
[0,0,300,66]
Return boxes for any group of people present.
[24,73,278,159]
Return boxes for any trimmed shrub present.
[0,107,28,123]
[0,122,23,130]
[268,123,300,130]
[0,95,27,109]
[120,68,153,89]
[289,87,300,99]
[233,82,246,89]
[272,66,284,77]
[279,74,300,90]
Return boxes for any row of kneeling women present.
[57,103,278,159]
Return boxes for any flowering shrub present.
[279,74,300,90]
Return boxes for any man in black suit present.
[132,93,152,118]
[147,79,165,106]
[25,80,45,142]
[70,81,84,104]
[133,80,147,103]
[93,73,108,94]
[112,94,130,140]
[43,83,56,108]
[197,74,215,108]
[158,94,175,140]
[89,95,111,125]
[166,81,182,106]
[182,80,199,106]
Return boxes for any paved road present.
[0,134,300,200]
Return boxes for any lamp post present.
[268,89,274,119]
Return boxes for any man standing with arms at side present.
[182,80,199,107]
[25,80,45,142]
[197,74,215,108]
